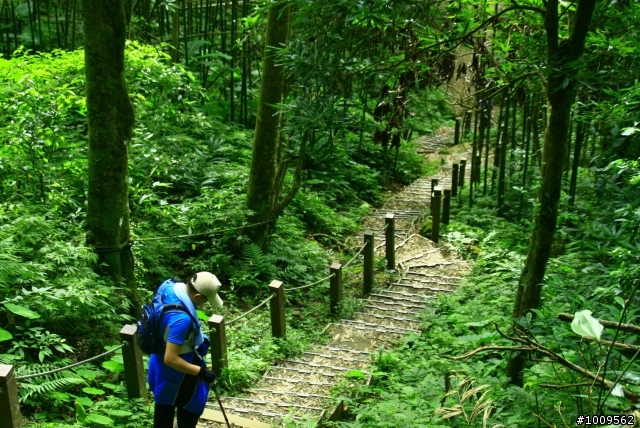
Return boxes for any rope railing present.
[287,273,335,292]
[133,218,274,243]
[93,219,277,252]
[343,241,368,269]
[374,223,389,237]
[15,342,127,381]
[226,294,275,327]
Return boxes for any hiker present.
[147,272,224,428]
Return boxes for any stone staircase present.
[199,133,472,427]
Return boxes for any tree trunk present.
[245,1,290,249]
[81,0,138,313]
[506,0,596,386]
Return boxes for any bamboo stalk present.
[497,92,510,210]
[26,0,36,51]
[71,0,76,50]
[183,0,189,66]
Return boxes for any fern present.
[242,243,276,278]
[0,254,30,288]
[15,362,87,403]
[19,376,86,402]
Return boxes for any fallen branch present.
[449,325,638,401]
[539,382,592,390]
[583,337,640,352]
[557,313,640,336]
[443,346,536,360]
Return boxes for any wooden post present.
[208,315,228,377]
[430,179,438,214]
[330,263,343,314]
[454,119,460,145]
[119,325,148,401]
[269,280,286,338]
[0,365,22,428]
[363,231,374,295]
[385,213,395,270]
[443,188,451,225]
[459,159,466,188]
[451,163,459,197]
[432,186,442,243]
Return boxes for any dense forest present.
[0,0,639,427]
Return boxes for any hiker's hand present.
[197,366,216,383]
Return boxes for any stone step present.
[390,281,456,293]
[299,351,370,370]
[369,292,431,306]
[338,319,420,334]
[405,271,464,281]
[328,323,403,351]
[220,396,324,419]
[354,312,421,331]
[363,303,423,318]
[257,376,333,396]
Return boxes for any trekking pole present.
[211,381,232,428]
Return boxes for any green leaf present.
[103,409,133,417]
[86,414,114,426]
[571,310,604,340]
[347,370,365,379]
[74,402,87,422]
[82,387,105,395]
[75,396,94,407]
[101,360,124,373]
[614,296,626,308]
[0,328,13,342]
[77,369,99,380]
[4,303,41,319]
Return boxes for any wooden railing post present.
[451,163,459,197]
[269,280,286,338]
[459,159,467,188]
[208,315,228,377]
[0,365,22,428]
[385,213,395,270]
[443,188,451,225]
[119,325,148,401]
[432,186,442,243]
[330,263,343,314]
[430,179,439,215]
[363,232,374,295]
[455,119,461,144]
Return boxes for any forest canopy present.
[0,0,639,426]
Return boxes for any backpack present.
[135,277,200,355]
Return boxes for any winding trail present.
[199,130,473,427]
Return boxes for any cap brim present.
[209,294,223,308]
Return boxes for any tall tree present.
[80,0,138,312]
[507,0,597,385]
[245,2,298,250]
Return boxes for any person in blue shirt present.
[147,271,224,428]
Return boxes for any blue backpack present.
[135,278,199,355]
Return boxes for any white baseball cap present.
[190,272,223,308]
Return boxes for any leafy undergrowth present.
[0,42,449,426]
[336,168,640,428]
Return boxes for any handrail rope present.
[92,218,276,251]
[374,223,389,237]
[342,241,368,269]
[16,342,127,381]
[226,294,275,327]
[287,273,335,292]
